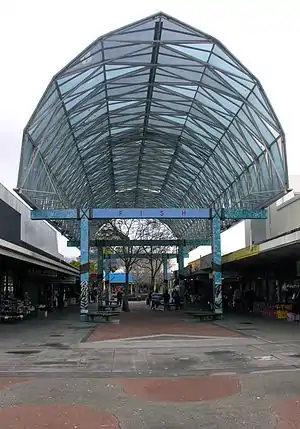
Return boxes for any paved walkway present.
[1,303,300,427]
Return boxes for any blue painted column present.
[178,246,185,295]
[80,215,89,321]
[97,247,103,310]
[212,214,222,316]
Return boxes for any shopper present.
[233,288,242,312]
[245,288,256,313]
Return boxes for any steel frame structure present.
[66,238,211,247]
[16,12,288,320]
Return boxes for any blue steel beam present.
[31,209,77,220]
[222,208,267,219]
[67,238,211,247]
[92,208,211,219]
[105,253,177,259]
[31,208,267,221]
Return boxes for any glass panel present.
[248,91,278,130]
[201,70,238,98]
[158,47,203,68]
[166,44,211,62]
[65,89,94,110]
[108,100,137,111]
[161,20,207,42]
[161,115,186,125]
[161,84,197,98]
[211,46,250,79]
[107,26,155,42]
[160,66,204,83]
[58,67,100,95]
[105,65,143,79]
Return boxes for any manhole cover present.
[6,350,40,355]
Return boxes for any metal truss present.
[16,12,288,241]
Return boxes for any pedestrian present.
[116,290,122,307]
[163,289,170,311]
[174,290,181,310]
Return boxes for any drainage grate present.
[289,354,300,358]
[240,322,253,325]
[49,334,63,338]
[6,350,40,355]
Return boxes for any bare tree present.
[141,219,175,291]
[96,219,176,310]
[109,219,147,311]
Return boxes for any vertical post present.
[97,247,103,310]
[104,255,110,305]
[163,255,168,286]
[80,215,89,321]
[212,213,222,317]
[178,246,185,296]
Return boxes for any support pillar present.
[104,255,110,305]
[212,214,222,317]
[178,246,185,296]
[97,247,103,310]
[80,215,89,321]
[163,255,168,287]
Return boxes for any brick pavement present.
[0,373,300,428]
[87,305,241,342]
[2,305,300,427]
[117,375,241,402]
[0,378,29,390]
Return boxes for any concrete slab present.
[1,304,300,427]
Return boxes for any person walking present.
[163,289,170,311]
[174,290,181,311]
[233,288,242,312]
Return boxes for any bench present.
[87,311,120,322]
[185,311,218,321]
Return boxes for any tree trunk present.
[122,269,130,312]
[150,273,156,291]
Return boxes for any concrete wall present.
[0,183,61,258]
[245,175,300,245]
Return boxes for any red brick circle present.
[0,378,29,390]
[274,398,300,429]
[0,404,119,429]
[118,375,241,402]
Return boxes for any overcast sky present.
[0,0,298,260]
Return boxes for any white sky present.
[0,0,298,261]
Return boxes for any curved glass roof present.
[17,12,288,241]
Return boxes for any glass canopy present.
[16,12,288,241]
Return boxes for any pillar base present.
[214,311,223,320]
[80,314,89,322]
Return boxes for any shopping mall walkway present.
[1,303,300,428]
